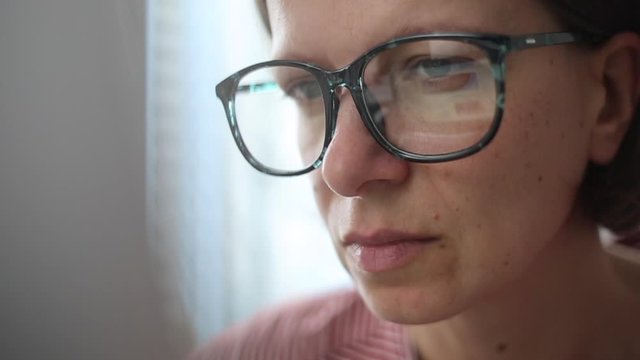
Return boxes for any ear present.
[589,32,640,165]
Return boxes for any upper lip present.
[343,229,440,247]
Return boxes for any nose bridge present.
[323,64,384,160]
[323,62,379,153]
[326,67,367,138]
[327,65,361,93]
[326,65,365,123]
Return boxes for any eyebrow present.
[272,23,489,66]
[383,23,489,43]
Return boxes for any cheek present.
[447,68,591,278]
[487,52,590,210]
[503,58,591,197]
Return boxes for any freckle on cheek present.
[433,213,440,221]
[538,175,543,182]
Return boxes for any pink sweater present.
[189,289,415,360]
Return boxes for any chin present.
[355,280,467,325]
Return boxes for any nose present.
[321,89,410,197]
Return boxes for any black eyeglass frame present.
[216,32,591,176]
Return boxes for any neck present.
[408,212,640,360]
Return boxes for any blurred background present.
[1,0,350,359]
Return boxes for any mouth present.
[343,230,441,273]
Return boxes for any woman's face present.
[267,0,598,323]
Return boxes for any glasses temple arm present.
[510,32,584,51]
[508,31,613,52]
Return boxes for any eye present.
[285,79,323,103]
[408,57,472,77]
[404,56,477,92]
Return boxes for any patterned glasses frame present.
[216,32,591,176]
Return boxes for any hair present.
[255,0,640,234]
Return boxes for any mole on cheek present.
[496,342,508,353]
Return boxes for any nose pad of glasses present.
[334,85,349,99]
[334,84,386,133]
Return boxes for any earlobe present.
[589,32,640,165]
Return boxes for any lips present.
[344,230,440,273]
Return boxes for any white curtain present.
[147,0,351,345]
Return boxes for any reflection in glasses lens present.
[235,66,327,173]
[363,39,496,156]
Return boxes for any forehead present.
[266,0,560,67]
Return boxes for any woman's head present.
[254,1,640,235]
[251,0,640,323]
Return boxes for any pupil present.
[420,59,452,77]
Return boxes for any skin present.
[266,0,640,358]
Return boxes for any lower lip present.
[346,239,435,273]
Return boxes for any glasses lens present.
[363,39,497,156]
[234,65,326,173]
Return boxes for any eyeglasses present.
[216,32,588,176]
